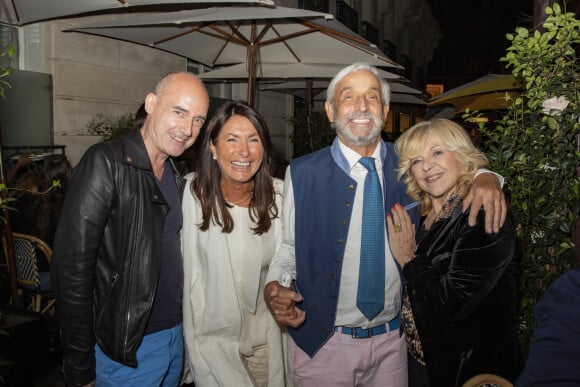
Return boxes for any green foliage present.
[0,183,16,224]
[0,179,63,223]
[479,4,580,353]
[86,113,135,142]
[0,45,14,99]
[288,110,335,157]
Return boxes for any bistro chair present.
[463,373,513,387]
[1,232,55,314]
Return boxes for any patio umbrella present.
[429,74,522,114]
[200,63,401,80]
[67,6,401,106]
[260,80,422,94]
[432,91,521,115]
[260,79,426,106]
[0,0,275,25]
[389,93,427,106]
[200,63,401,110]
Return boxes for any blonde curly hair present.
[395,119,488,216]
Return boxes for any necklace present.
[434,193,461,223]
[223,192,252,205]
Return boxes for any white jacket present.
[182,174,292,386]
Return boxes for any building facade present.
[0,0,441,165]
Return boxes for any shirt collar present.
[337,137,382,171]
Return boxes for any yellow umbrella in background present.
[436,90,521,115]
[429,74,522,115]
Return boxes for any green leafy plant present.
[87,113,135,142]
[0,179,62,224]
[0,45,14,99]
[0,183,16,224]
[477,4,580,353]
[288,110,335,157]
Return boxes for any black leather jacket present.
[51,129,187,386]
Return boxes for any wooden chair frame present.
[2,231,55,314]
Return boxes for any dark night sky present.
[425,0,534,90]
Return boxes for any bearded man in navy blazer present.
[264,62,507,386]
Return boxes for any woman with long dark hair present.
[182,101,291,386]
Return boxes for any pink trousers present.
[291,329,408,387]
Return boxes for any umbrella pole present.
[247,61,255,107]
[306,78,313,117]
[247,24,257,108]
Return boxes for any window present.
[298,0,329,13]
[336,1,358,33]
[360,21,378,45]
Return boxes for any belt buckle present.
[351,327,372,339]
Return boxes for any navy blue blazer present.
[516,268,580,386]
[289,138,419,357]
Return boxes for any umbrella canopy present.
[433,91,520,115]
[261,79,422,94]
[389,93,427,106]
[0,0,274,25]
[68,6,401,106]
[200,63,401,80]
[201,63,400,111]
[429,74,522,114]
[300,90,427,106]
[261,79,426,105]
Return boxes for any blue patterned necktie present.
[357,157,385,320]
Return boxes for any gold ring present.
[394,224,402,233]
